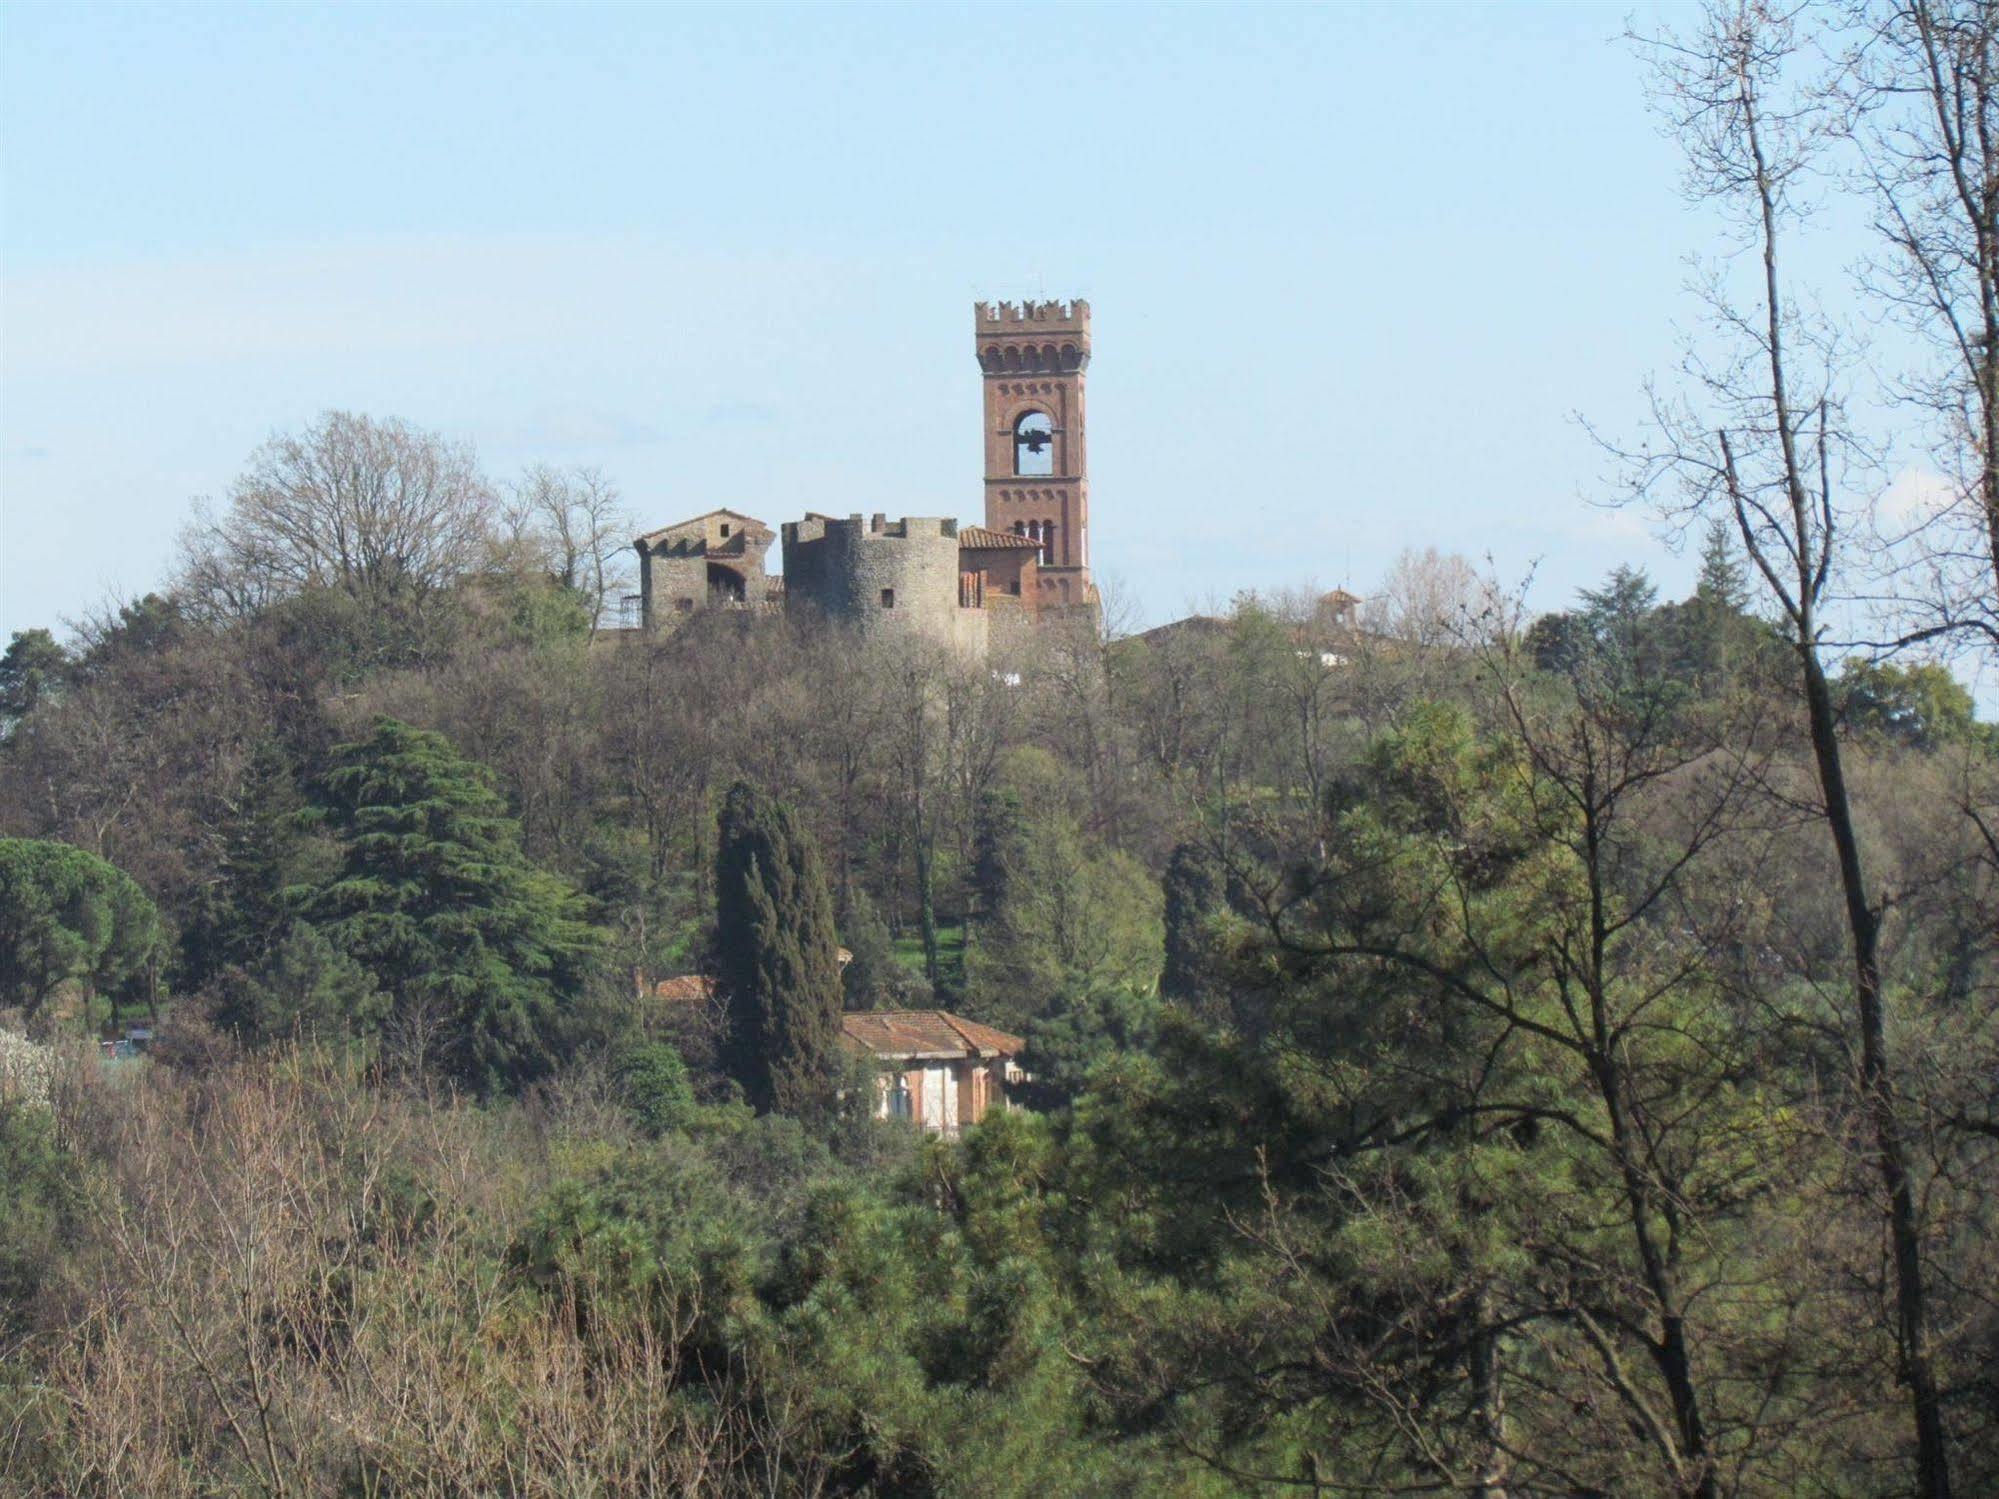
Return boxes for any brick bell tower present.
[975,299,1094,608]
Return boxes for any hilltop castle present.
[630,300,1098,655]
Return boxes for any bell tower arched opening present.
[1013,411,1054,476]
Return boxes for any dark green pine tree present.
[1693,514,1750,612]
[300,716,601,1095]
[182,738,315,989]
[714,781,846,1118]
[210,920,386,1047]
[1668,517,1759,692]
[0,838,161,1026]
[1577,564,1659,662]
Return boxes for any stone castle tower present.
[975,300,1094,608]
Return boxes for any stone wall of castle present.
[781,514,985,655]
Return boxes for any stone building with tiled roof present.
[632,509,779,622]
[841,1009,1027,1136]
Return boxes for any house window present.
[720,523,732,538]
[890,1079,912,1119]
[880,588,895,609]
[674,598,695,613]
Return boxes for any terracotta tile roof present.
[958,527,1043,551]
[841,1010,1026,1060]
[650,974,716,1003]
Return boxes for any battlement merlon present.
[783,514,961,544]
[974,299,1091,341]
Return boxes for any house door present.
[921,1068,948,1131]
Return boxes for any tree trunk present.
[1797,644,1953,1498]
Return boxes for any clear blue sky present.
[1,1,1839,641]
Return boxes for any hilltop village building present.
[630,299,1099,654]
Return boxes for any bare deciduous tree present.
[501,464,634,635]
[1845,0,1999,651]
[1368,545,1491,649]
[179,411,493,638]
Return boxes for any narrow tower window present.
[1013,412,1054,477]
[880,588,895,609]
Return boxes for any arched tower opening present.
[1014,411,1054,476]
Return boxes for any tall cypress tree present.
[1160,840,1224,1012]
[969,785,1030,936]
[714,781,845,1117]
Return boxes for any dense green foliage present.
[209,919,386,1048]
[0,837,161,1025]
[617,1039,696,1136]
[1837,659,1990,751]
[0,628,67,732]
[0,558,1993,1492]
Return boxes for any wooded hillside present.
[4,4,1999,1492]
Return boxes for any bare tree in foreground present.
[1623,6,1955,1492]
[1845,0,1999,651]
